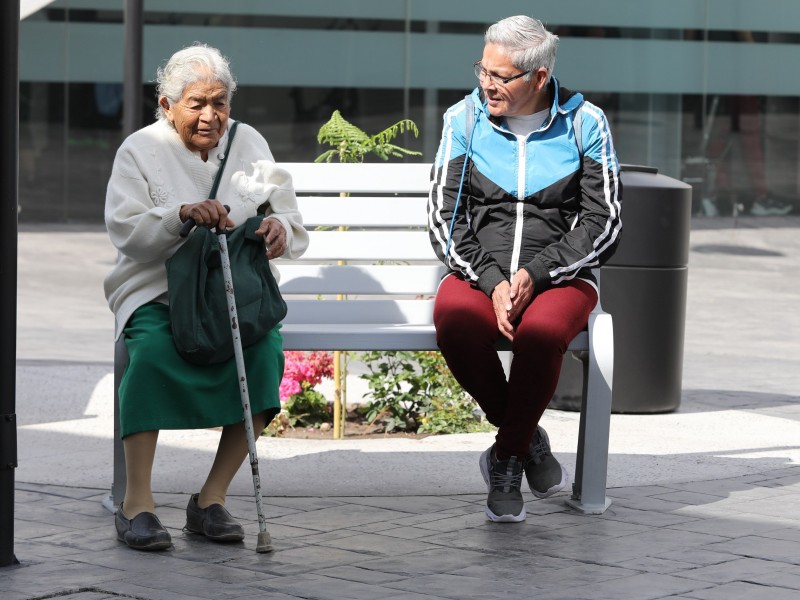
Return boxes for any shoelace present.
[526,429,553,467]
[491,457,523,492]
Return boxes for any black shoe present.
[185,493,245,542]
[115,503,172,551]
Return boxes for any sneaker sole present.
[484,505,526,523]
[479,448,526,523]
[529,465,568,499]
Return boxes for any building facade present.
[19,0,800,222]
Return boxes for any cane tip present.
[255,531,273,553]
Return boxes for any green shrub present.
[358,350,494,434]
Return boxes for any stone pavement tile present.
[545,528,729,566]
[201,495,306,520]
[396,510,492,534]
[668,481,770,501]
[173,560,282,586]
[653,547,740,567]
[222,544,378,577]
[315,564,408,585]
[607,555,698,576]
[35,523,127,553]
[11,538,87,561]
[509,557,639,594]
[380,572,535,600]
[279,528,365,547]
[97,578,264,600]
[605,485,677,499]
[378,524,451,540]
[416,522,560,555]
[105,570,268,599]
[268,503,415,532]
[607,493,701,514]
[17,594,120,600]
[366,594,451,600]
[13,517,84,543]
[314,530,442,556]
[705,535,800,566]
[599,503,702,528]
[260,573,443,600]
[445,553,578,581]
[744,568,800,591]
[261,495,350,512]
[517,496,576,517]
[650,489,737,506]
[0,559,124,598]
[359,546,506,577]
[333,494,474,514]
[766,524,800,543]
[14,504,111,536]
[666,513,799,538]
[680,580,800,600]
[547,573,712,600]
[718,494,800,522]
[678,556,795,584]
[535,515,653,542]
[219,518,330,552]
[522,507,595,529]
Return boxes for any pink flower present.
[279,351,334,402]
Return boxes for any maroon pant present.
[433,274,597,459]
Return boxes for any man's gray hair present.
[155,43,237,120]
[485,15,559,82]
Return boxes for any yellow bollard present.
[333,350,342,439]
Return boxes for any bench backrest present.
[277,163,443,328]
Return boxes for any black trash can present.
[550,164,693,413]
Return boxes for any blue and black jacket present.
[428,78,622,297]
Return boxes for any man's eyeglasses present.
[473,61,530,86]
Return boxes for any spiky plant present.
[315,110,422,163]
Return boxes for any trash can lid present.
[620,164,658,175]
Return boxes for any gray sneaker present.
[479,444,526,522]
[523,426,568,499]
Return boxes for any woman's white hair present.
[485,15,559,82]
[155,43,237,120]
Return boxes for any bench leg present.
[566,311,613,514]
[102,336,128,514]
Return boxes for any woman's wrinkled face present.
[160,79,230,159]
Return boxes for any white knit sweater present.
[104,118,309,339]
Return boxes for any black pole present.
[123,0,144,136]
[0,0,20,569]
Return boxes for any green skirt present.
[118,302,283,438]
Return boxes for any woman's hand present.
[255,217,287,260]
[492,280,515,341]
[179,200,235,232]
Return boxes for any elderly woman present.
[104,44,308,550]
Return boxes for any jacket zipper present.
[510,134,526,277]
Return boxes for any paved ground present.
[3,216,800,599]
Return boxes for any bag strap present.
[208,120,240,199]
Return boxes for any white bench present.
[107,162,614,515]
